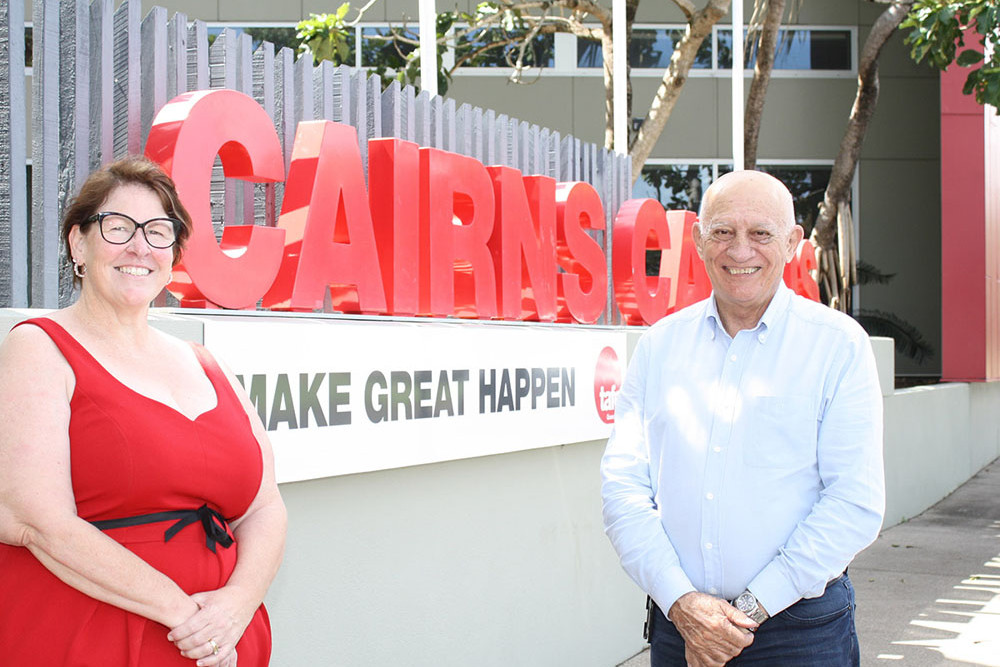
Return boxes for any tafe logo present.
[593,346,623,424]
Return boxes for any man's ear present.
[692,222,706,260]
[785,224,804,263]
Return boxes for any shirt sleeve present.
[748,329,885,615]
[600,332,697,615]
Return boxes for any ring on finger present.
[208,638,220,656]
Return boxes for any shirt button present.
[730,354,738,362]
[705,542,713,550]
[713,446,722,453]
[706,493,714,500]
[709,587,718,594]
[758,334,766,343]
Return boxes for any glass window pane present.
[579,29,710,69]
[361,26,418,69]
[456,28,554,68]
[25,27,32,67]
[635,164,713,212]
[719,29,851,70]
[756,165,831,235]
[577,37,602,68]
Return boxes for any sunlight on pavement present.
[892,528,1000,666]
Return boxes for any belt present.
[90,503,234,553]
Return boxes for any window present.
[717,28,852,71]
[634,164,714,211]
[577,28,712,69]
[25,26,32,67]
[455,27,554,68]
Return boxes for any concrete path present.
[616,458,1000,667]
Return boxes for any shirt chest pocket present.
[744,395,818,469]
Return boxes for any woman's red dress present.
[0,318,271,666]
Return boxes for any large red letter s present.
[145,90,285,309]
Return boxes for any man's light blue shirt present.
[601,284,885,617]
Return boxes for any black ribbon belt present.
[90,503,234,553]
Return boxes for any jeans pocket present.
[781,577,853,627]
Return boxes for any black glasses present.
[86,212,181,249]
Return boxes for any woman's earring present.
[72,259,86,279]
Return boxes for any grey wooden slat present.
[469,106,484,164]
[208,30,235,232]
[415,89,431,148]
[332,64,349,124]
[495,114,508,169]
[0,0,28,307]
[559,135,572,182]
[56,0,91,305]
[316,60,335,122]
[295,52,314,125]
[111,0,141,158]
[167,12,188,101]
[441,97,456,154]
[238,32,255,227]
[484,109,496,166]
[31,0,61,307]
[366,72,382,141]
[140,6,168,154]
[538,128,550,178]
[89,0,113,169]
[274,47,296,178]
[549,131,560,180]
[380,78,402,139]
[350,68,368,170]
[455,103,471,158]
[254,40,278,226]
[187,20,209,91]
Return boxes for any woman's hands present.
[168,586,257,666]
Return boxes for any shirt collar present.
[703,282,794,342]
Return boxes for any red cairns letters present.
[487,167,558,321]
[784,238,821,302]
[145,89,285,309]
[262,121,387,313]
[144,90,819,325]
[420,148,498,318]
[554,182,608,324]
[612,199,673,326]
[671,210,712,313]
[368,138,421,316]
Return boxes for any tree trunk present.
[628,0,732,184]
[810,0,914,312]
[744,0,785,170]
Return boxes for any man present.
[601,170,884,666]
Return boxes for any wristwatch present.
[732,590,769,625]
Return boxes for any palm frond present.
[854,309,935,363]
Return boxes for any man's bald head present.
[699,170,796,232]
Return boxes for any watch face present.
[735,592,756,613]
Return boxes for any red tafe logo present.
[594,346,623,424]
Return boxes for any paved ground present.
[616,458,1000,667]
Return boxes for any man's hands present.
[668,592,759,667]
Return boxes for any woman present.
[0,156,287,666]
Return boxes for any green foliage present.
[297,4,354,66]
[901,0,1000,111]
[294,2,557,94]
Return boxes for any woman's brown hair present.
[61,156,193,284]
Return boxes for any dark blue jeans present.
[649,574,859,667]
